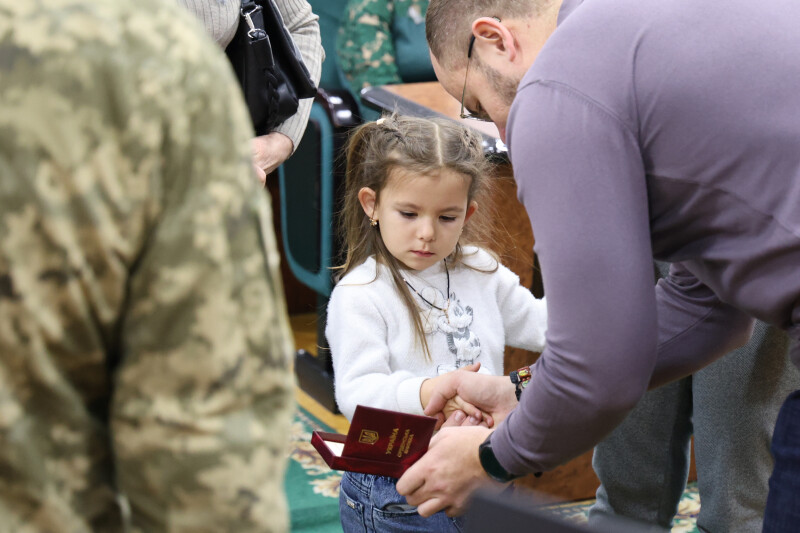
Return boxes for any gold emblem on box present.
[359,429,379,445]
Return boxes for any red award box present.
[311,405,437,478]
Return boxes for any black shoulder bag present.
[225,0,318,136]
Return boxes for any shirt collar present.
[557,0,584,26]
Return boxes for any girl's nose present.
[418,219,436,241]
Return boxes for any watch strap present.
[509,365,532,401]
[478,434,519,483]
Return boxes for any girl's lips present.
[412,250,434,257]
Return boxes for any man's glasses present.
[459,18,500,122]
[459,35,477,120]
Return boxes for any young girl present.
[326,114,547,532]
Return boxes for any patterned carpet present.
[285,407,343,533]
[286,403,701,533]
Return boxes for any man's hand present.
[420,364,494,429]
[251,132,294,185]
[396,426,497,517]
[425,372,517,426]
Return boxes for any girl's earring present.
[370,218,378,227]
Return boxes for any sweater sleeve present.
[492,80,758,476]
[492,81,659,475]
[326,281,427,420]
[494,261,548,352]
[175,0,240,47]
[271,0,324,150]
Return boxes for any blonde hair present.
[335,114,496,359]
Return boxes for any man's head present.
[426,0,561,140]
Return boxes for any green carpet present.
[285,407,343,532]
[285,405,701,533]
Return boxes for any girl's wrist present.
[419,376,438,410]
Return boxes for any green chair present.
[278,0,361,413]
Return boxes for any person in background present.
[177,0,324,183]
[590,263,799,532]
[0,0,296,531]
[336,0,434,119]
[327,114,548,532]
[394,0,800,530]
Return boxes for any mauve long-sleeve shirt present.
[493,0,800,475]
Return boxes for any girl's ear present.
[464,200,478,224]
[358,187,378,219]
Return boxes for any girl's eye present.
[400,211,417,218]
[440,216,457,222]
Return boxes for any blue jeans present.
[763,389,800,532]
[338,471,466,533]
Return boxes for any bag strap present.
[240,0,274,69]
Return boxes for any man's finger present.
[424,391,450,417]
[433,412,446,431]
[396,462,426,497]
[448,397,483,420]
[417,497,447,518]
[440,410,466,428]
[461,362,481,373]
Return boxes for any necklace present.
[403,260,451,321]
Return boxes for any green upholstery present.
[278,104,335,296]
[313,0,348,91]
[278,0,359,297]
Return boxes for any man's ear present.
[472,17,518,62]
[464,200,478,224]
[358,187,378,219]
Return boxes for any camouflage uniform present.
[0,0,296,531]
[336,0,431,96]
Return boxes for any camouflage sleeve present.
[336,0,403,96]
[107,4,297,533]
[0,0,295,531]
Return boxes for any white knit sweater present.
[326,247,548,421]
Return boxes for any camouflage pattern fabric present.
[336,0,429,95]
[0,0,296,531]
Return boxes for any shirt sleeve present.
[336,0,403,96]
[271,0,324,150]
[326,281,428,420]
[109,11,297,529]
[492,81,756,475]
[492,81,659,474]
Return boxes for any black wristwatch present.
[478,434,519,483]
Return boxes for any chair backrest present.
[278,103,336,297]
[309,0,348,90]
[278,0,361,297]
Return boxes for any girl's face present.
[359,167,477,271]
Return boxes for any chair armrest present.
[314,88,362,129]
